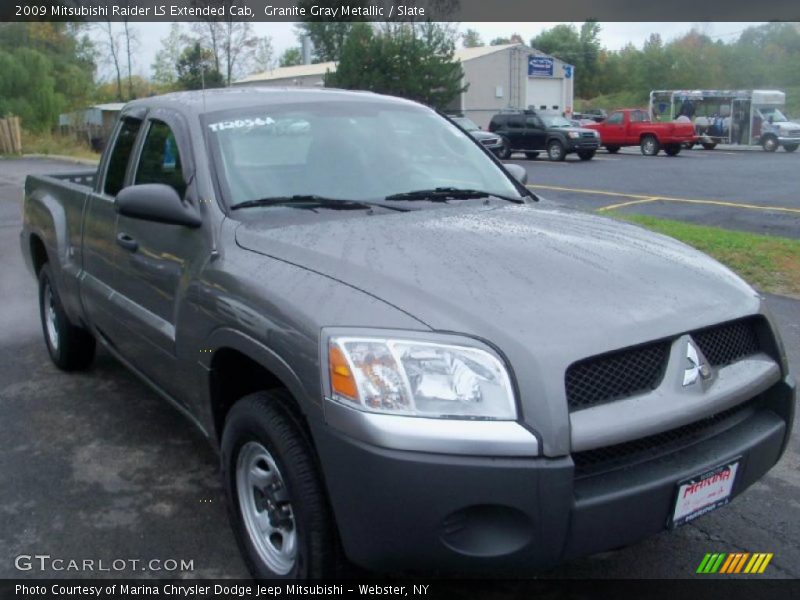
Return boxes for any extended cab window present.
[506,116,524,129]
[606,112,624,125]
[135,121,186,198]
[104,118,142,196]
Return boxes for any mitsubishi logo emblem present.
[683,338,712,386]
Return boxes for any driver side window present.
[135,120,187,199]
[606,112,623,125]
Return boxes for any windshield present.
[540,115,573,128]
[205,101,520,208]
[758,106,788,123]
[452,117,479,131]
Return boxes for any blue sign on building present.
[528,55,554,77]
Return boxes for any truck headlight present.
[568,131,581,138]
[326,336,516,419]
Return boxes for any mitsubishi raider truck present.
[21,88,795,578]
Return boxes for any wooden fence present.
[0,117,22,154]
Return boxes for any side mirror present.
[115,184,201,227]
[505,163,528,186]
[768,116,774,124]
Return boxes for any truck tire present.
[577,150,596,161]
[547,140,566,162]
[783,143,798,153]
[38,264,95,371]
[762,135,778,152]
[524,152,540,160]
[222,391,340,579]
[640,135,660,156]
[701,142,717,150]
[605,145,620,154]
[664,144,681,156]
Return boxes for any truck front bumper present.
[312,375,794,574]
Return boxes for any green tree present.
[279,47,303,67]
[461,28,483,48]
[176,42,224,91]
[325,23,467,110]
[152,24,184,89]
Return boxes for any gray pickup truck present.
[21,88,795,578]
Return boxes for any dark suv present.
[489,111,601,161]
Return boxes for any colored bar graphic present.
[699,552,773,574]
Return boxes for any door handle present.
[116,232,138,252]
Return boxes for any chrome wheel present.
[43,283,59,353]
[236,441,297,575]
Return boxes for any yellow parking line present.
[526,184,800,215]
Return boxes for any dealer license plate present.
[670,460,739,528]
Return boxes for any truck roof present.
[123,87,420,118]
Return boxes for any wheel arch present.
[30,233,49,275]
[204,328,316,442]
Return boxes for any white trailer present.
[649,89,800,152]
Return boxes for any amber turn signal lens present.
[329,344,359,401]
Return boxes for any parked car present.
[489,111,601,161]
[449,115,504,156]
[584,108,697,155]
[21,88,794,578]
[582,109,608,122]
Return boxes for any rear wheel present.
[783,143,798,153]
[222,391,340,579]
[577,150,595,161]
[547,140,566,162]
[38,264,95,371]
[605,145,620,154]
[640,135,660,156]
[701,142,717,150]
[762,135,778,152]
[524,152,540,160]
[664,144,681,156]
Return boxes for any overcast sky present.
[93,21,762,82]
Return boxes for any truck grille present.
[580,132,596,138]
[565,317,763,411]
[572,397,759,477]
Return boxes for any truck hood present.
[235,203,761,453]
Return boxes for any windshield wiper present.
[384,187,524,204]
[230,195,408,212]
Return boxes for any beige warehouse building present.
[234,43,575,129]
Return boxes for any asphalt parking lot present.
[507,145,800,240]
[0,156,798,580]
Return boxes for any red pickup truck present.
[585,108,696,156]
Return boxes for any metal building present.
[234,43,574,129]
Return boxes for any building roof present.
[236,61,337,84]
[90,103,126,112]
[234,43,537,86]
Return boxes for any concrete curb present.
[21,153,99,166]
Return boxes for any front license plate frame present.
[669,458,740,528]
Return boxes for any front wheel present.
[640,135,660,156]
[762,136,778,152]
[547,140,566,162]
[222,391,340,579]
[498,139,512,160]
[605,145,620,154]
[38,264,95,370]
[664,144,681,156]
[783,143,798,153]
[701,142,717,150]
[577,149,595,161]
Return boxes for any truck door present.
[81,113,143,341]
[602,111,625,144]
[524,116,547,150]
[111,109,211,403]
[505,114,526,148]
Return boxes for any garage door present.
[526,78,564,113]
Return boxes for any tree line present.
[2,20,800,134]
